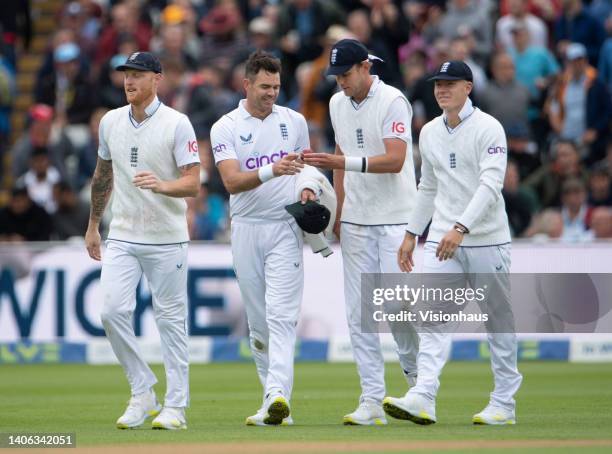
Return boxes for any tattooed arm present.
[85,158,113,261]
[132,162,201,198]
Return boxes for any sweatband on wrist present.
[258,164,275,183]
[345,156,367,172]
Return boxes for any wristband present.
[258,164,275,183]
[345,156,367,172]
[454,223,468,234]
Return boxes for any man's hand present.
[133,171,167,193]
[436,228,464,261]
[398,232,416,272]
[85,226,102,261]
[300,188,317,203]
[272,153,304,176]
[333,218,341,240]
[302,152,345,170]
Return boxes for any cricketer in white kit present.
[85,52,200,430]
[303,39,420,426]
[383,60,522,426]
[210,51,319,426]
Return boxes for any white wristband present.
[345,156,367,172]
[258,164,275,183]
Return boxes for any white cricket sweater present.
[330,79,417,225]
[407,107,511,246]
[99,103,198,244]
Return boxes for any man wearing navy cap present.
[85,52,200,430]
[384,60,522,426]
[303,39,420,425]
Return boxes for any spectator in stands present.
[35,42,95,126]
[364,0,410,87]
[94,2,152,70]
[480,52,530,136]
[187,182,227,241]
[10,104,74,179]
[554,0,606,66]
[185,64,234,138]
[506,123,542,180]
[0,51,15,170]
[245,16,279,58]
[587,162,612,207]
[51,181,90,240]
[347,9,398,86]
[0,185,52,242]
[503,159,538,236]
[598,37,612,96]
[276,0,345,97]
[438,0,493,64]
[585,206,612,239]
[497,0,548,50]
[400,49,428,101]
[157,58,190,112]
[153,23,198,72]
[508,23,560,143]
[58,1,102,59]
[199,2,249,75]
[96,54,127,110]
[0,0,32,70]
[524,139,588,207]
[16,146,61,214]
[75,107,107,191]
[524,208,564,239]
[546,43,611,164]
[560,177,592,242]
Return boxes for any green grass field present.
[1,361,611,453]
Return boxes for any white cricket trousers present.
[412,242,522,411]
[231,218,303,403]
[341,223,420,405]
[100,240,189,408]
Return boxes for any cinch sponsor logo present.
[487,146,506,154]
[212,143,227,154]
[246,151,288,169]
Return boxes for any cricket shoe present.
[263,393,291,425]
[246,406,294,426]
[343,400,387,426]
[152,407,187,430]
[472,404,516,425]
[383,392,436,425]
[116,389,162,429]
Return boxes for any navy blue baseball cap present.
[116,52,162,73]
[428,60,473,82]
[326,39,383,76]
[285,200,331,234]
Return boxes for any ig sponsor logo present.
[487,146,507,155]
[246,151,288,169]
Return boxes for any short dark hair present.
[245,50,281,80]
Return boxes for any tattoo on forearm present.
[89,158,113,223]
[179,162,200,175]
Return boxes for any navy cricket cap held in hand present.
[285,200,331,234]
[326,39,383,76]
[428,60,473,82]
[116,52,163,74]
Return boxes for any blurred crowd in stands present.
[0,0,610,244]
